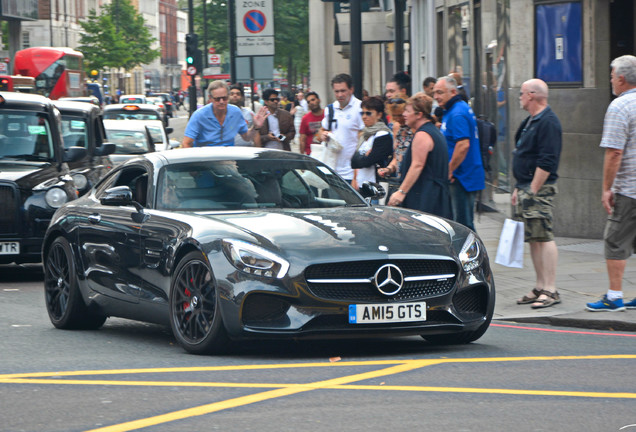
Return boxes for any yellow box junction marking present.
[0,355,634,432]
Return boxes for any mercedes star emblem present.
[373,264,404,296]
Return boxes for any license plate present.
[0,242,20,255]
[349,302,426,324]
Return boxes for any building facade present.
[311,0,635,238]
[16,0,183,95]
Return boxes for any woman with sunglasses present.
[350,96,394,192]
[386,92,452,219]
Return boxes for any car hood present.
[0,160,56,185]
[195,206,463,262]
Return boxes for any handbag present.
[495,218,524,268]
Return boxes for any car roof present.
[104,103,161,112]
[103,119,164,132]
[139,146,311,166]
[53,99,101,115]
[120,94,146,99]
[0,91,56,111]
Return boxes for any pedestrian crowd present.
[180,57,636,313]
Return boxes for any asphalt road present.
[1,264,636,432]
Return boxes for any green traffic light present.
[186,56,194,64]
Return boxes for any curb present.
[495,315,636,333]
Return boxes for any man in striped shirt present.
[587,55,636,312]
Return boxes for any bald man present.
[513,78,563,310]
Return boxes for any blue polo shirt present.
[440,96,485,192]
[184,103,248,147]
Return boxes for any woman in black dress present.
[385,92,452,219]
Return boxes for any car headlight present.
[45,187,69,208]
[459,233,480,272]
[222,239,289,279]
[71,173,88,190]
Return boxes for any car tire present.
[44,237,107,330]
[169,251,228,354]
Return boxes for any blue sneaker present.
[625,298,636,310]
[586,295,626,312]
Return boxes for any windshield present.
[0,111,55,161]
[145,125,165,144]
[60,115,87,148]
[156,158,365,211]
[106,129,150,154]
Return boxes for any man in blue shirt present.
[182,80,268,147]
[433,75,485,231]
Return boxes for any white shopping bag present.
[495,218,524,268]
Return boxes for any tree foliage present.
[78,0,160,71]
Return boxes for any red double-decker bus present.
[13,47,84,99]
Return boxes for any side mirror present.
[359,182,386,200]
[63,146,88,162]
[100,186,134,206]
[100,185,146,214]
[94,142,116,156]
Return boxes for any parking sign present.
[235,0,274,56]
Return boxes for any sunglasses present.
[389,98,406,104]
[268,98,280,102]
[211,96,228,102]
[360,110,376,116]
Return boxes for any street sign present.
[0,63,7,73]
[186,66,197,76]
[209,54,221,66]
[208,47,216,54]
[236,0,274,56]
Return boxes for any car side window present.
[95,166,149,206]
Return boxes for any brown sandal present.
[517,288,543,305]
[530,290,561,309]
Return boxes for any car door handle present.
[88,214,102,224]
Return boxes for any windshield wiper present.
[345,203,368,207]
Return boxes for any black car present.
[0,92,91,264]
[53,100,115,195]
[151,92,175,118]
[42,148,495,354]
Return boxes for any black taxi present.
[53,100,115,195]
[0,92,110,264]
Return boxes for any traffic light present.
[186,33,198,68]
[185,33,203,74]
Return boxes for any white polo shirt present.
[321,96,364,180]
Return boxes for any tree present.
[78,0,160,72]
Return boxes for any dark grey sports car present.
[43,147,495,354]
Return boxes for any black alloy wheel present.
[44,237,106,330]
[169,251,228,354]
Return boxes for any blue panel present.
[535,2,582,83]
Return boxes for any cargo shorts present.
[604,193,636,260]
[513,184,558,242]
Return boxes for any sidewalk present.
[476,192,636,332]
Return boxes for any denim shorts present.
[514,184,558,242]
[604,193,636,260]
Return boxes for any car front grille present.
[0,183,19,235]
[304,259,458,302]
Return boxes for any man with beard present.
[229,85,260,147]
[299,92,325,155]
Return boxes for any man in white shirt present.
[318,73,364,182]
